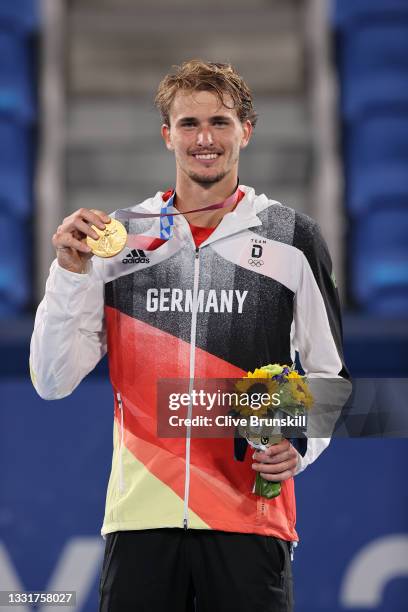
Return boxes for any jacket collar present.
[192,186,264,247]
[129,185,272,246]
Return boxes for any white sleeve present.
[291,220,351,475]
[30,259,107,400]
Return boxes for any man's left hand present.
[251,438,299,482]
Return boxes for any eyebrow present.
[177,115,232,124]
[211,115,231,121]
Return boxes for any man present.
[30,60,349,611]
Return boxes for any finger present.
[259,470,294,482]
[73,218,101,240]
[77,208,110,226]
[253,448,295,464]
[252,458,297,474]
[69,208,110,231]
[53,232,92,253]
[58,218,101,240]
[89,209,111,224]
[262,439,290,456]
[253,453,286,465]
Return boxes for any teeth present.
[195,154,218,160]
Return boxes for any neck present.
[174,171,239,227]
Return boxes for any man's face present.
[161,89,252,187]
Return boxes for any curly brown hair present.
[155,59,258,128]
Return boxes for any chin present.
[188,170,228,186]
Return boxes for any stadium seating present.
[338,23,408,119]
[353,209,408,252]
[0,1,37,317]
[333,0,408,314]
[348,162,408,218]
[0,30,35,122]
[0,119,32,218]
[333,0,408,29]
[0,215,30,315]
[352,210,408,313]
[342,72,408,122]
[0,0,38,33]
[346,114,408,215]
[348,114,408,170]
[353,248,408,314]
[354,266,408,315]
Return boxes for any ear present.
[161,124,174,151]
[240,120,253,149]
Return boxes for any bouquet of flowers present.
[232,363,313,499]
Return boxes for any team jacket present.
[30,185,349,542]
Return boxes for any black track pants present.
[99,528,294,612]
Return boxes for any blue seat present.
[338,23,408,119]
[332,0,408,30]
[0,0,39,34]
[0,301,17,317]
[341,73,408,120]
[351,211,408,314]
[365,290,408,315]
[353,251,408,314]
[0,216,29,315]
[347,111,408,169]
[0,30,35,122]
[0,119,32,218]
[346,115,408,215]
[348,162,408,216]
[353,209,408,250]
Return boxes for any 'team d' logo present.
[251,245,263,258]
[248,244,264,267]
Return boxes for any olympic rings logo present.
[248,259,264,266]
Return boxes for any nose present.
[196,127,213,147]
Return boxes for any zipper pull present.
[183,518,188,530]
[195,247,199,258]
[290,541,297,561]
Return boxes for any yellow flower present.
[247,368,273,379]
[234,375,279,417]
[286,370,301,379]
[288,378,314,409]
[233,363,314,423]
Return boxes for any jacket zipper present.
[183,246,200,529]
[116,391,125,494]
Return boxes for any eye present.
[213,119,229,126]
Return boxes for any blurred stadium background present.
[0,0,407,610]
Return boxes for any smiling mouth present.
[193,153,220,161]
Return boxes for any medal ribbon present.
[116,185,240,240]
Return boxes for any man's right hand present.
[52,208,111,274]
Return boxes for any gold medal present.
[86,217,128,258]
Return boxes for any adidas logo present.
[122,249,150,264]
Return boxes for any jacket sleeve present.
[291,216,351,475]
[30,259,107,400]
